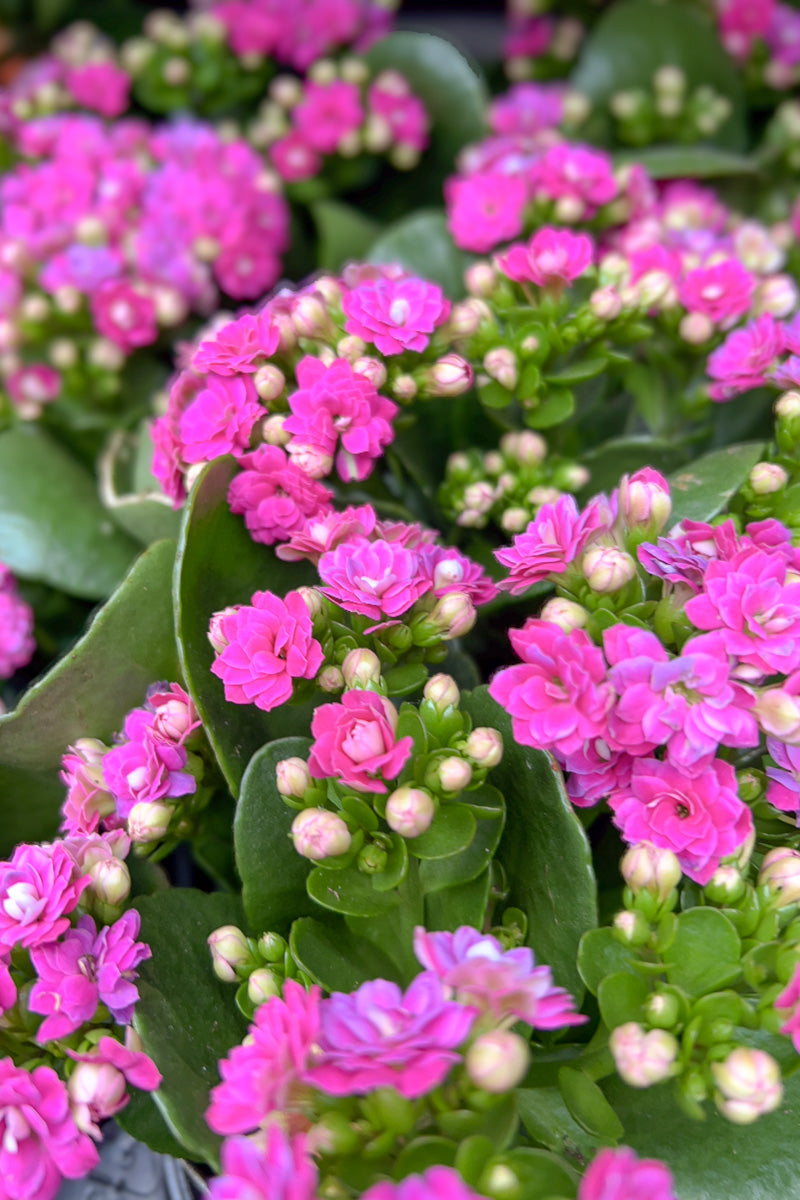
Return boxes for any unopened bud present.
[391,373,418,401]
[261,414,290,445]
[423,673,460,711]
[463,727,504,768]
[645,991,681,1030]
[292,294,331,339]
[583,545,637,593]
[68,1061,127,1127]
[163,56,190,87]
[208,925,253,982]
[127,801,172,843]
[254,364,285,402]
[357,842,388,874]
[501,507,529,533]
[754,274,798,318]
[617,469,672,534]
[540,597,589,632]
[613,909,650,946]
[462,482,495,514]
[590,285,623,320]
[426,353,474,397]
[429,592,476,639]
[712,1048,783,1124]
[88,858,131,907]
[679,312,714,345]
[352,357,387,388]
[466,1030,530,1093]
[291,808,351,861]
[336,335,366,362]
[749,462,788,494]
[208,605,239,653]
[775,390,800,420]
[276,756,312,801]
[318,665,344,692]
[465,262,498,297]
[87,338,125,372]
[500,430,547,465]
[759,847,800,905]
[342,648,382,689]
[434,756,473,793]
[610,1022,678,1087]
[704,865,746,905]
[247,968,282,1006]
[385,787,435,838]
[621,841,682,901]
[484,347,518,390]
[753,688,800,741]
[447,300,484,338]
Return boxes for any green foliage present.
[668,442,766,525]
[368,210,472,297]
[614,145,758,179]
[312,200,382,273]
[665,908,742,996]
[290,916,404,991]
[558,1067,625,1142]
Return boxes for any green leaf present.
[290,916,404,991]
[99,427,182,547]
[544,358,608,386]
[424,868,491,932]
[668,442,765,526]
[133,889,247,1168]
[614,145,758,180]
[174,457,316,794]
[525,389,576,429]
[578,928,639,995]
[499,1148,579,1199]
[234,738,316,934]
[597,971,650,1029]
[571,0,747,151]
[417,802,504,894]
[558,1068,624,1142]
[0,427,138,599]
[395,1137,457,1179]
[368,210,471,298]
[307,861,401,918]
[0,540,178,855]
[461,687,597,1000]
[311,199,382,273]
[517,1087,604,1170]
[665,908,741,997]
[579,437,685,499]
[407,804,477,860]
[116,1090,189,1160]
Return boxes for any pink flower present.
[496,228,593,288]
[68,1032,161,1093]
[90,280,157,352]
[775,962,800,1054]
[368,81,430,152]
[0,1059,99,1200]
[684,546,800,676]
[5,364,61,412]
[102,709,196,820]
[609,756,753,885]
[209,1128,318,1200]
[413,926,585,1029]
[342,276,450,356]
[0,584,35,678]
[489,621,614,758]
[417,544,499,605]
[206,980,320,1135]
[65,63,131,119]
[765,737,800,813]
[679,258,755,326]
[306,973,477,1098]
[293,81,364,154]
[362,1168,491,1200]
[210,590,324,712]
[178,373,263,465]
[145,681,201,744]
[308,690,412,794]
[490,83,565,136]
[193,311,281,376]
[718,0,775,58]
[213,1,282,56]
[561,743,634,808]
[578,1147,678,1200]
[706,314,785,401]
[533,143,618,211]
[284,356,398,483]
[318,538,432,620]
[60,744,114,837]
[214,233,283,302]
[276,503,377,564]
[29,911,150,1042]
[0,842,88,951]
[228,445,333,546]
[269,133,322,183]
[495,495,611,594]
[446,171,527,254]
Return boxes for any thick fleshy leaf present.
[665,908,741,997]
[116,1091,188,1160]
[173,457,316,795]
[312,199,382,272]
[133,889,248,1168]
[668,442,765,526]
[461,688,597,1000]
[99,426,182,547]
[234,737,316,934]
[423,868,491,932]
[578,928,639,995]
[407,805,476,860]
[517,1087,604,1171]
[0,427,138,598]
[290,915,404,991]
[307,860,401,918]
[417,795,504,894]
[579,437,684,499]
[0,539,178,855]
[597,971,650,1028]
[614,145,758,179]
[368,210,471,298]
[558,1068,624,1142]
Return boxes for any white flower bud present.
[466,1030,530,1093]
[712,1048,783,1124]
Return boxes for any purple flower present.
[362,1167,491,1200]
[306,973,477,1098]
[765,737,800,814]
[413,926,585,1029]
[560,742,634,808]
[578,1147,677,1200]
[706,313,785,401]
[0,842,88,952]
[342,276,451,356]
[209,1128,318,1200]
[495,495,611,594]
[319,538,432,621]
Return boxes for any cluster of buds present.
[208,925,312,1017]
[503,7,587,82]
[608,66,732,147]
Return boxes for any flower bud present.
[208,925,253,982]
[465,262,498,297]
[617,469,671,535]
[342,648,382,689]
[423,673,460,712]
[711,1048,783,1124]
[759,847,800,905]
[463,727,504,768]
[385,787,435,838]
[753,688,800,741]
[704,865,746,905]
[484,347,518,390]
[540,597,589,632]
[621,842,682,901]
[254,364,286,402]
[749,462,788,495]
[247,968,282,1006]
[288,442,334,478]
[357,843,388,874]
[261,414,290,446]
[127,801,172,844]
[425,353,474,397]
[500,507,529,534]
[352,357,387,388]
[500,430,546,465]
[754,274,798,318]
[68,1061,127,1128]
[609,1022,678,1087]
[613,909,650,946]
[775,390,800,420]
[276,757,312,802]
[392,374,418,402]
[645,991,681,1030]
[583,546,637,593]
[679,312,714,345]
[466,1030,530,1093]
[447,300,484,338]
[590,285,623,320]
[462,482,495,515]
[429,592,476,639]
[318,665,344,692]
[291,808,351,861]
[208,606,238,653]
[88,858,131,908]
[292,294,331,339]
[432,756,473,794]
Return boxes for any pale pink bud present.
[501,507,530,534]
[287,442,334,478]
[247,968,282,1005]
[127,801,173,844]
[754,274,798,318]
[436,756,473,793]
[637,270,674,309]
[583,546,637,593]
[276,756,312,800]
[554,194,584,223]
[336,335,366,361]
[749,462,788,494]
[88,858,131,907]
[385,787,435,838]
[500,430,547,465]
[391,374,418,401]
[753,688,800,741]
[208,925,253,982]
[617,469,672,534]
[429,592,477,639]
[208,605,239,653]
[339,648,381,690]
[318,665,345,692]
[162,56,190,86]
[254,364,286,402]
[590,285,623,320]
[610,1022,678,1087]
[68,1061,127,1128]
[465,262,498,297]
[426,353,474,397]
[759,847,800,905]
[291,808,352,861]
[447,300,484,338]
[154,286,187,326]
[679,312,714,344]
[483,451,504,475]
[527,485,560,507]
[462,482,495,514]
[712,1048,783,1124]
[262,414,290,445]
[352,357,388,388]
[423,673,460,711]
[613,909,650,946]
[296,586,324,619]
[73,738,109,766]
[292,294,331,339]
[775,391,800,419]
[484,347,518,390]
[704,865,746,904]
[621,841,682,900]
[463,727,504,768]
[465,1030,530,1093]
[540,597,589,632]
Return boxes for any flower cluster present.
[0,563,35,679]
[714,0,800,91]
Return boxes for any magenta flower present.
[496,228,593,289]
[308,690,412,794]
[0,842,87,951]
[362,1167,491,1200]
[5,364,61,412]
[0,584,35,678]
[102,710,196,820]
[561,742,635,808]
[228,445,333,546]
[765,737,800,814]
[489,620,614,758]
[417,544,499,605]
[210,590,324,712]
[284,356,398,483]
[0,1059,99,1200]
[495,495,611,594]
[145,681,201,745]
[533,143,618,210]
[65,63,130,119]
[276,503,378,564]
[209,1128,318,1200]
[293,80,364,154]
[413,926,585,1029]
[706,313,785,400]
[446,171,527,254]
[29,911,150,1042]
[684,546,800,676]
[178,373,263,465]
[193,310,281,376]
[319,538,432,620]
[90,280,157,352]
[775,963,800,1054]
[578,1147,678,1200]
[679,259,755,326]
[342,276,451,356]
[609,756,753,885]
[67,1032,162,1093]
[206,980,320,1135]
[306,973,477,1098]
